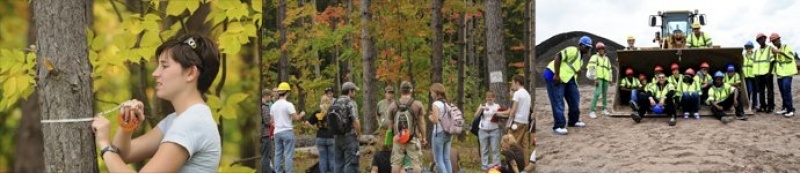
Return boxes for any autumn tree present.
[485,0,508,107]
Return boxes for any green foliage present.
[0,49,36,111]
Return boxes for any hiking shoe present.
[574,122,587,127]
[554,128,569,135]
[784,112,795,118]
[776,109,787,115]
[631,114,642,123]
[694,113,701,120]
[602,110,610,115]
[630,101,639,111]
[683,112,690,119]
[589,112,597,119]
[721,116,732,124]
[668,117,677,126]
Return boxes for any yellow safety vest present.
[707,83,734,104]
[677,81,701,93]
[688,32,711,48]
[742,52,755,78]
[621,77,642,89]
[547,46,583,83]
[753,47,773,75]
[646,83,675,100]
[693,74,711,87]
[667,74,683,87]
[588,54,612,81]
[774,45,798,77]
[724,73,741,86]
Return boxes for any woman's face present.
[152,51,194,101]
[486,95,495,104]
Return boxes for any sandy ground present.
[532,76,800,172]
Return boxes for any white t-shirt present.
[432,101,446,133]
[479,103,500,130]
[270,99,297,134]
[157,104,221,172]
[512,88,532,124]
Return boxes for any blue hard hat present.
[744,41,754,48]
[727,64,736,72]
[652,105,664,114]
[714,71,725,78]
[579,36,593,48]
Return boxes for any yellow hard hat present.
[627,35,635,40]
[277,82,291,91]
[691,22,701,29]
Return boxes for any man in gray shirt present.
[333,82,362,173]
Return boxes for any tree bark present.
[529,0,537,124]
[34,0,98,172]
[485,0,509,107]
[457,2,466,108]
[360,0,377,135]
[431,0,444,84]
[278,0,289,82]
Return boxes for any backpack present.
[394,99,416,144]
[440,101,465,135]
[469,110,482,136]
[326,98,353,135]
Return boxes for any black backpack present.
[326,98,353,135]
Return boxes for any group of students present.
[262,77,538,173]
[544,32,795,134]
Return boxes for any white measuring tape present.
[40,103,124,124]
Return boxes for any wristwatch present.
[100,145,119,160]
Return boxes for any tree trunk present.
[431,0,444,84]
[34,0,98,172]
[529,0,537,132]
[360,0,377,135]
[278,0,289,82]
[485,0,509,107]
[457,2,466,108]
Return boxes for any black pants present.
[700,86,711,105]
[755,74,775,110]
[711,89,745,119]
[620,89,633,105]
[636,90,677,117]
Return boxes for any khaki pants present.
[509,122,528,147]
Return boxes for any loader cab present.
[650,10,706,39]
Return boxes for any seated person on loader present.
[631,72,679,126]
[707,71,747,123]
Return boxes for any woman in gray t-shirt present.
[91,34,221,172]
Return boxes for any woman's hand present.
[92,115,112,147]
[120,100,145,131]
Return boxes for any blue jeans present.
[334,134,359,173]
[745,78,757,108]
[432,131,452,173]
[631,89,639,103]
[681,92,700,113]
[478,129,500,171]
[316,138,335,173]
[777,76,794,112]
[545,78,581,129]
[273,131,295,173]
[261,137,273,172]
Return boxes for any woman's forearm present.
[113,129,133,162]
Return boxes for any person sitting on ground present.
[632,72,678,126]
[707,71,746,122]
[499,134,525,173]
[371,145,393,173]
[620,68,641,106]
[724,64,742,88]
[678,68,701,120]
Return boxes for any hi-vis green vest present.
[688,32,712,48]
[753,47,773,75]
[588,54,612,81]
[743,52,755,78]
[693,73,712,87]
[774,45,797,77]
[707,83,734,104]
[667,74,683,87]
[646,83,675,100]
[724,73,741,86]
[677,80,701,93]
[620,77,641,89]
[547,46,582,83]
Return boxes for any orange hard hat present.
[394,129,411,144]
[625,68,634,75]
[670,63,680,70]
[596,42,606,49]
[654,65,664,72]
[685,68,695,76]
[756,33,767,39]
[700,62,710,68]
[638,74,647,81]
[770,33,780,41]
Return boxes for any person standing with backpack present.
[387,81,427,173]
[271,82,306,173]
[429,83,453,173]
[261,89,274,173]
[330,82,362,173]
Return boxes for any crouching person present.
[678,68,701,120]
[707,71,746,123]
[632,72,679,126]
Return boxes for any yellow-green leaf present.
[225,93,248,105]
[166,1,187,16]
[216,0,240,10]
[220,107,237,120]
[143,14,161,31]
[186,0,200,15]
[206,95,222,123]
[227,22,244,33]
[140,31,162,47]
[3,76,18,98]
[225,4,249,20]
[218,32,241,55]
[252,0,262,13]
[91,35,105,51]
[243,23,257,37]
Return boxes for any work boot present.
[631,113,642,123]
[668,115,677,126]
[721,116,732,124]
[630,101,639,111]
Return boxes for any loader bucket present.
[610,48,754,117]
